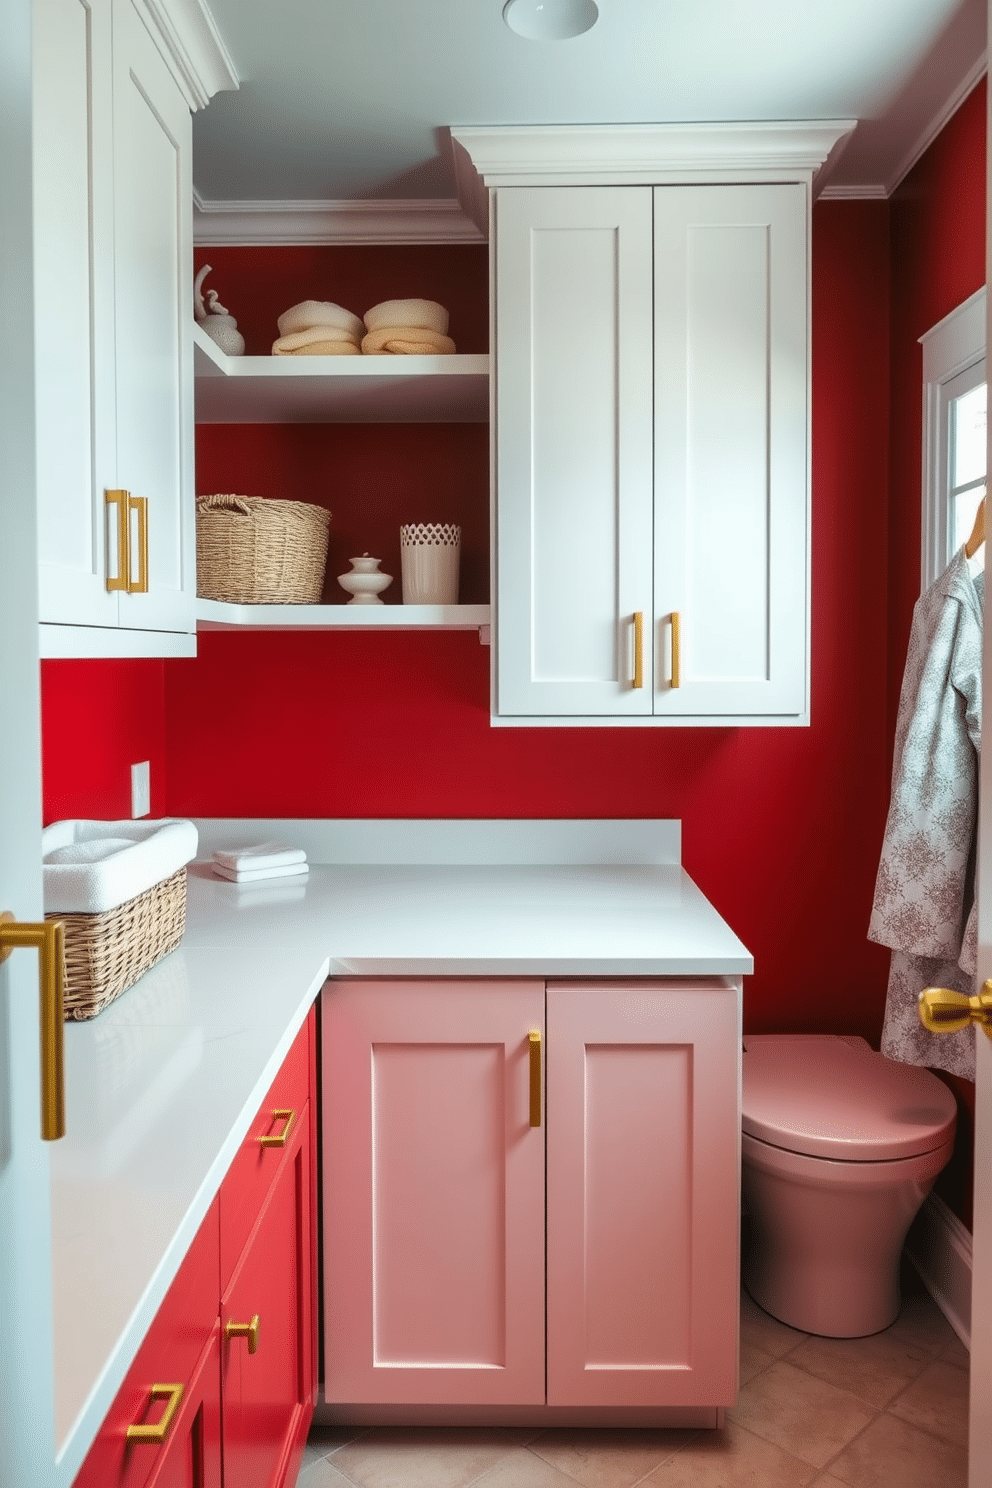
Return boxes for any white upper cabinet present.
[453,123,852,725]
[33,0,235,658]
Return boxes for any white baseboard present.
[905,1191,973,1349]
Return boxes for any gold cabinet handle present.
[105,489,130,592]
[258,1108,296,1148]
[671,611,681,689]
[127,494,149,594]
[126,1383,184,1444]
[226,1314,260,1355]
[0,913,66,1140]
[920,982,992,1041]
[529,1030,542,1128]
[632,611,644,689]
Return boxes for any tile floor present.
[295,1267,969,1488]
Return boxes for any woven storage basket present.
[48,867,188,1021]
[196,494,330,603]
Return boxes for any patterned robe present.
[868,546,984,1080]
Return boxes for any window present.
[921,288,986,589]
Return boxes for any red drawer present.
[73,1199,220,1488]
[220,1010,314,1288]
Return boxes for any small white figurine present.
[337,554,393,605]
[194,264,246,356]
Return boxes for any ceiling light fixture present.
[502,0,599,42]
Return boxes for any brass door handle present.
[632,612,644,689]
[258,1108,295,1148]
[529,1030,542,1127]
[919,982,992,1041]
[127,1383,184,1443]
[226,1314,260,1354]
[671,611,681,689]
[0,913,66,1140]
[106,489,130,592]
[128,494,149,593]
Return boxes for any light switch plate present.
[131,760,151,819]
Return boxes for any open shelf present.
[196,599,491,633]
[193,323,490,424]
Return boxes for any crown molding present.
[817,182,889,201]
[192,193,486,246]
[886,51,987,197]
[133,0,239,110]
[450,121,857,231]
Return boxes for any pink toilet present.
[741,1034,957,1337]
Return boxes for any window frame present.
[920,286,986,590]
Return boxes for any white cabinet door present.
[546,979,741,1408]
[653,185,808,718]
[34,0,195,650]
[321,979,546,1407]
[111,0,195,637]
[33,0,118,629]
[495,187,655,717]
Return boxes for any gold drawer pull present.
[258,1107,296,1148]
[226,1314,260,1355]
[529,1030,542,1128]
[671,611,681,689]
[0,913,66,1140]
[127,1383,184,1444]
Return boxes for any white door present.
[968,40,992,1482]
[1,3,59,1485]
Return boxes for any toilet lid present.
[742,1037,957,1161]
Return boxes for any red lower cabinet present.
[74,1011,317,1488]
[221,1106,315,1488]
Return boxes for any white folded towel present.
[364,298,449,335]
[272,324,362,355]
[276,300,364,339]
[212,862,310,883]
[43,818,199,914]
[212,842,308,872]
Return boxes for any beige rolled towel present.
[272,324,362,355]
[283,341,362,356]
[363,298,449,336]
[277,299,364,339]
[361,326,457,356]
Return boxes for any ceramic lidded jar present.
[337,554,393,605]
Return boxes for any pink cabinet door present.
[322,979,546,1406]
[546,979,741,1408]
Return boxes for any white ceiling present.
[191,0,987,208]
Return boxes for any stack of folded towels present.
[361,298,456,356]
[271,300,365,357]
[211,841,309,883]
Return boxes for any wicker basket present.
[48,867,188,1021]
[196,494,331,603]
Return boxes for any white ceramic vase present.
[337,554,393,605]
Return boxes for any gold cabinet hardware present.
[105,489,150,594]
[671,611,681,689]
[105,489,130,592]
[126,1383,184,1444]
[0,913,66,1140]
[258,1108,296,1148]
[631,612,644,689]
[919,981,992,1041]
[529,1030,542,1127]
[226,1314,260,1355]
[128,494,149,594]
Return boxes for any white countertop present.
[51,825,751,1484]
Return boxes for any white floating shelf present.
[196,599,491,632]
[193,323,490,424]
